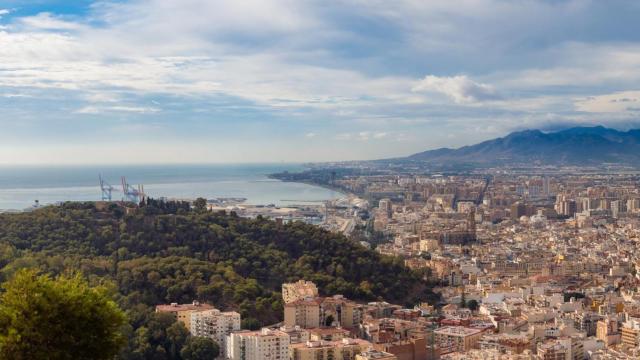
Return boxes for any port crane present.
[121,176,146,203]
[99,174,116,201]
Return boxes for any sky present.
[1,0,640,164]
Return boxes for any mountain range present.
[406,126,640,167]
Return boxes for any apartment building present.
[290,338,372,360]
[284,298,322,328]
[190,309,240,356]
[621,319,640,347]
[284,295,362,329]
[227,328,289,360]
[356,350,398,360]
[155,301,214,329]
[283,280,319,304]
[434,326,483,354]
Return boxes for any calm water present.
[0,164,339,211]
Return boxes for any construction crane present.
[121,176,145,203]
[99,174,117,201]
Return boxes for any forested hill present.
[0,200,436,327]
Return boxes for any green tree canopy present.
[193,198,208,213]
[241,318,261,331]
[0,201,439,357]
[0,269,126,360]
[180,337,220,360]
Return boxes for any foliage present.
[180,337,219,360]
[123,312,190,360]
[563,292,585,302]
[325,314,335,327]
[0,200,437,359]
[0,269,126,360]
[192,198,207,213]
[241,318,261,331]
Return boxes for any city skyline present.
[2,0,640,164]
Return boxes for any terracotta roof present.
[155,303,215,312]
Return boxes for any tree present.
[166,321,190,359]
[0,269,126,360]
[193,198,208,213]
[325,314,335,327]
[0,203,438,342]
[459,288,466,308]
[467,299,479,311]
[241,318,261,330]
[563,292,585,302]
[180,337,220,360]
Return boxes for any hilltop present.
[405,126,640,167]
[0,200,436,356]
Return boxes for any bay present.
[0,164,339,211]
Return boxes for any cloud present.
[335,131,390,141]
[492,43,640,90]
[1,93,31,98]
[305,132,316,138]
[75,105,161,114]
[412,75,499,103]
[0,9,10,18]
[19,13,84,31]
[574,91,640,113]
[1,0,640,163]
[372,132,387,139]
[335,133,352,140]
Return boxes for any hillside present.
[0,200,436,357]
[406,126,640,166]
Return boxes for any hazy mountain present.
[406,126,640,166]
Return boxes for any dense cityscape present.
[2,0,640,359]
[131,165,640,360]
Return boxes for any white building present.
[190,309,241,357]
[227,328,290,360]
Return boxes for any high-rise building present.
[321,295,363,329]
[284,295,362,329]
[554,196,577,217]
[378,199,393,218]
[569,312,601,336]
[511,202,527,220]
[227,328,290,360]
[596,317,621,347]
[543,176,551,196]
[610,200,624,218]
[621,320,640,347]
[190,309,241,356]
[457,201,475,213]
[284,298,322,328]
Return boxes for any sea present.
[0,164,340,212]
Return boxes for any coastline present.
[271,178,349,198]
[0,164,340,210]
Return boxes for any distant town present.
[222,164,640,359]
[8,153,640,358]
